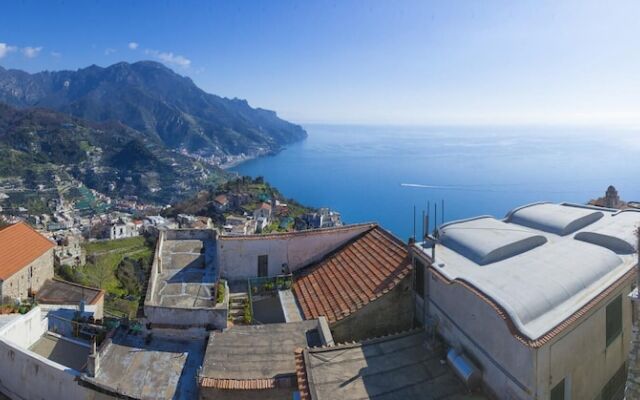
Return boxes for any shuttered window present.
[550,379,565,400]
[605,295,622,347]
[413,259,425,298]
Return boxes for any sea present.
[231,124,640,241]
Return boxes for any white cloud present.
[128,42,139,50]
[0,43,17,59]
[50,51,62,58]
[104,48,117,55]
[145,49,191,68]
[22,46,43,58]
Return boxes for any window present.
[257,255,268,277]
[606,295,622,347]
[601,363,626,400]
[550,379,565,400]
[413,259,425,298]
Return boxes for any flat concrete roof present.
[297,330,484,400]
[81,330,204,399]
[201,320,323,383]
[37,279,103,305]
[150,238,217,308]
[416,202,640,340]
[29,334,90,371]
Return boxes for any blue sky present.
[0,0,639,126]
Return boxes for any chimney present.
[87,338,100,377]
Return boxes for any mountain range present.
[0,61,307,158]
[0,103,222,205]
[0,61,309,206]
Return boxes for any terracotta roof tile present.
[199,377,295,390]
[294,348,311,400]
[0,222,54,281]
[293,226,411,323]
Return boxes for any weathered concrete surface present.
[29,333,90,371]
[201,320,324,380]
[153,239,215,308]
[279,289,303,322]
[300,330,485,400]
[145,230,227,330]
[81,329,205,400]
[199,320,330,400]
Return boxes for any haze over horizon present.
[1,0,639,127]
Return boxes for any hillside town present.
[0,186,637,399]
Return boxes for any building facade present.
[412,203,639,399]
[0,222,55,301]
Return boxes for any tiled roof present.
[294,348,310,400]
[214,194,228,204]
[199,377,295,390]
[199,321,323,390]
[293,226,411,323]
[0,222,54,281]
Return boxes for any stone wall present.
[330,276,413,343]
[1,248,54,301]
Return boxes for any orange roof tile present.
[0,222,54,281]
[199,377,295,390]
[293,226,411,323]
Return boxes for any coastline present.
[219,154,259,170]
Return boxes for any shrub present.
[243,298,252,324]
[216,281,226,304]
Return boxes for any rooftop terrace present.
[29,333,90,371]
[296,330,484,400]
[200,320,328,392]
[146,230,218,309]
[81,329,204,399]
[37,278,104,306]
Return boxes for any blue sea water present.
[232,124,640,240]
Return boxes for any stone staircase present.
[228,292,249,324]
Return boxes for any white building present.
[412,202,639,400]
[109,220,139,240]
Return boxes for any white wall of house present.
[0,307,82,400]
[0,307,47,349]
[416,249,635,400]
[0,336,89,400]
[538,280,633,400]
[217,224,371,280]
[109,223,139,240]
[425,267,536,399]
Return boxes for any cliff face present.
[0,61,307,157]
